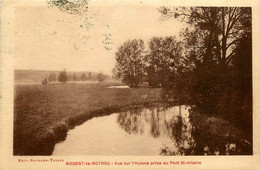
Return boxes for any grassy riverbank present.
[14,83,252,155]
[14,83,162,155]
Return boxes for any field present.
[14,83,162,155]
[14,82,252,156]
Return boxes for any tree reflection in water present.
[117,106,195,155]
[117,108,145,135]
[116,106,248,155]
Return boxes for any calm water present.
[52,106,251,156]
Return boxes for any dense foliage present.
[58,70,68,83]
[114,39,146,87]
[146,36,183,87]
[114,7,252,128]
[159,7,252,127]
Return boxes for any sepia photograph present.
[0,0,260,170]
[1,0,260,169]
[11,1,254,157]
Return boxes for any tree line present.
[45,71,107,83]
[114,36,183,87]
[114,7,252,127]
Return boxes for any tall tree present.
[146,36,183,87]
[158,7,252,117]
[114,39,146,87]
[159,7,251,66]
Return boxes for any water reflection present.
[116,106,248,155]
[53,105,250,155]
[116,106,197,155]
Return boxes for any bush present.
[58,71,68,83]
[80,73,87,81]
[96,73,106,82]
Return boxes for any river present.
[52,105,250,155]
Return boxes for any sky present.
[13,0,186,74]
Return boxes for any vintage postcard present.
[0,0,260,169]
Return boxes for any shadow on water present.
[53,105,252,156]
[116,106,251,155]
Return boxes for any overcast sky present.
[14,0,185,74]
